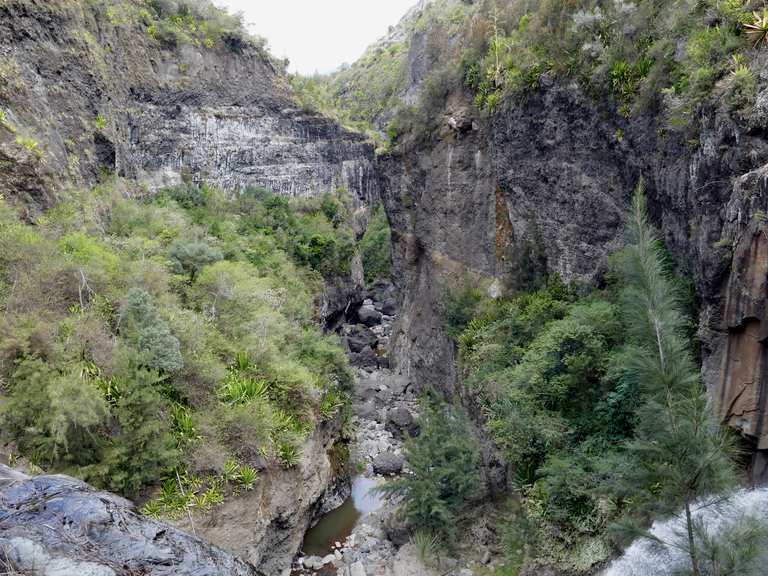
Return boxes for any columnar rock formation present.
[0,1,378,210]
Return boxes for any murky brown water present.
[301,476,384,557]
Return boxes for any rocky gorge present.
[3,0,768,575]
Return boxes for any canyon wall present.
[381,77,768,483]
[0,0,378,212]
[0,1,377,571]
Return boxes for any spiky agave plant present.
[744,10,768,47]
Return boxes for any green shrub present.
[120,288,183,372]
[360,204,392,284]
[381,393,481,542]
[0,180,350,502]
[2,359,108,468]
[168,238,222,281]
[101,367,178,496]
[441,282,484,340]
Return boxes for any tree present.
[360,204,392,284]
[120,288,183,372]
[2,359,108,467]
[102,367,178,497]
[168,239,222,282]
[618,182,737,575]
[382,392,481,542]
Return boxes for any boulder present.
[350,561,367,576]
[0,465,261,576]
[345,324,378,352]
[381,297,397,315]
[372,452,404,475]
[367,280,396,304]
[350,347,379,369]
[303,556,324,570]
[386,406,420,439]
[384,517,410,547]
[357,305,383,327]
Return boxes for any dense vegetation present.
[0,180,358,514]
[382,392,481,544]
[404,186,754,574]
[84,0,269,54]
[300,0,764,146]
[359,204,393,284]
[461,0,759,123]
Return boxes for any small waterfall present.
[603,489,768,576]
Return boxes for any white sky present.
[214,1,416,75]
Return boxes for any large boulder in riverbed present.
[0,465,261,576]
[367,280,396,304]
[386,406,420,439]
[381,297,397,316]
[357,305,383,327]
[345,324,378,352]
[350,346,379,369]
[373,452,404,476]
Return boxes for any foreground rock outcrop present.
[0,465,262,576]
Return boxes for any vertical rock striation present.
[381,76,768,482]
[0,1,379,211]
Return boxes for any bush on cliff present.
[0,180,352,507]
[360,204,392,284]
[381,392,481,543]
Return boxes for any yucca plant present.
[195,484,224,511]
[171,403,200,445]
[412,530,440,566]
[744,10,768,46]
[320,389,345,420]
[141,500,164,518]
[217,372,269,405]
[235,350,250,372]
[237,465,259,490]
[276,441,301,468]
[222,458,240,482]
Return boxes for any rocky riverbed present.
[293,281,482,576]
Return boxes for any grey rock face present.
[0,465,261,576]
[0,2,379,212]
[381,79,768,478]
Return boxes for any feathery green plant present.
[618,180,737,576]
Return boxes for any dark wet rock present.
[0,465,261,576]
[381,298,397,316]
[386,406,420,439]
[367,280,396,304]
[357,305,383,327]
[384,517,410,548]
[345,324,378,353]
[372,452,404,476]
[350,347,379,369]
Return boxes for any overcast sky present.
[214,1,416,75]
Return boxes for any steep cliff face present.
[173,419,345,575]
[382,76,768,482]
[0,0,378,212]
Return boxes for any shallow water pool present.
[301,476,385,558]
